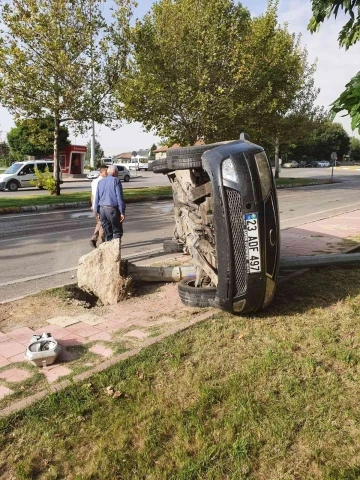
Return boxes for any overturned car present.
[153,137,280,314]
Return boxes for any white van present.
[0,160,61,192]
[101,157,113,166]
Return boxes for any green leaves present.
[7,118,70,158]
[308,0,360,50]
[0,0,135,130]
[84,138,104,166]
[115,0,252,145]
[292,121,350,161]
[350,136,360,161]
[116,0,321,150]
[308,1,360,132]
[331,71,360,131]
[0,0,135,193]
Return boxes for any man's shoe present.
[90,239,97,248]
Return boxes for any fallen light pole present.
[126,263,196,282]
[125,253,360,283]
[279,253,360,270]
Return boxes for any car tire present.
[178,277,216,308]
[152,159,171,174]
[124,175,130,182]
[166,143,225,170]
[163,239,184,253]
[7,180,19,192]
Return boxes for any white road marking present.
[0,208,89,219]
[281,203,360,225]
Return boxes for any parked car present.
[112,164,131,182]
[153,137,280,315]
[87,165,131,182]
[282,161,298,168]
[305,160,317,167]
[298,161,307,168]
[317,160,330,167]
[0,160,61,192]
[330,160,340,167]
[86,169,100,180]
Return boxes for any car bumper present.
[0,182,5,190]
[202,141,280,314]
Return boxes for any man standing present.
[94,164,125,241]
[90,165,108,248]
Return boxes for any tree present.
[85,139,104,167]
[116,0,322,176]
[350,136,360,161]
[116,0,251,145]
[0,141,10,166]
[239,4,325,177]
[308,0,360,49]
[291,121,350,161]
[0,0,134,194]
[308,1,360,132]
[331,73,360,132]
[149,143,157,160]
[7,118,70,159]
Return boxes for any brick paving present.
[89,344,113,358]
[41,365,72,383]
[0,386,13,400]
[0,208,359,404]
[0,368,31,383]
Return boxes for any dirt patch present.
[0,285,109,333]
[0,256,194,334]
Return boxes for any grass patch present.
[0,186,172,209]
[275,177,332,187]
[1,266,360,478]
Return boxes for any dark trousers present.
[99,206,123,241]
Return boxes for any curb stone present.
[276,181,335,189]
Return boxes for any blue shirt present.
[94,175,126,215]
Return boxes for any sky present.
[0,0,359,156]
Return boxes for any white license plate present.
[245,213,261,274]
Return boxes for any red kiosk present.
[58,145,87,175]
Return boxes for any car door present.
[18,163,35,187]
[116,165,125,181]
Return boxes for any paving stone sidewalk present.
[0,208,359,406]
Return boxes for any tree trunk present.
[274,137,280,179]
[53,115,60,196]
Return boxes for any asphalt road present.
[0,171,169,197]
[1,174,360,301]
[0,167,359,197]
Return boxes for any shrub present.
[30,167,56,194]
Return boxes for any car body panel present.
[202,140,280,314]
[86,169,100,179]
[0,161,61,191]
[87,165,131,181]
[317,160,330,167]
[282,161,298,168]
[112,164,131,181]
